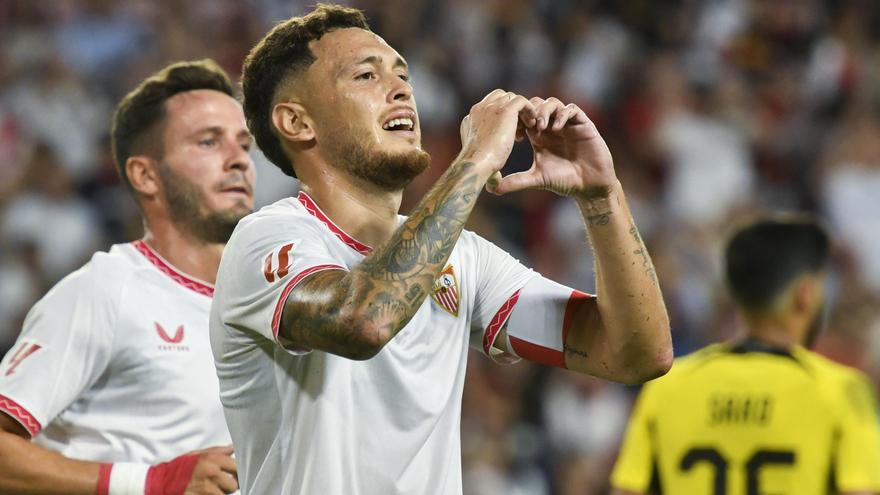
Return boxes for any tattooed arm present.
[279,90,536,360]
[491,97,672,384]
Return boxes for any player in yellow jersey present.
[611,214,880,495]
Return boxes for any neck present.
[299,169,403,248]
[141,219,224,284]
[741,312,802,349]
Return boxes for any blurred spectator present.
[1,143,103,281]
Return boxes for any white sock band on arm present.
[107,463,150,495]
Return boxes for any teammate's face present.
[158,89,255,243]
[302,28,429,190]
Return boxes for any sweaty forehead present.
[308,27,402,73]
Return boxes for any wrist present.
[97,463,150,495]
[575,181,621,227]
[452,151,499,183]
[573,179,621,204]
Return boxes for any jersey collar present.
[728,338,795,359]
[132,240,214,297]
[296,191,373,256]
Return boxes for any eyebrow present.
[353,55,408,70]
[190,126,253,141]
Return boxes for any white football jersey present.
[211,192,579,495]
[0,241,231,463]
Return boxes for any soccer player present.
[611,215,880,495]
[0,60,253,494]
[210,4,672,494]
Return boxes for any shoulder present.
[227,197,326,251]
[667,343,728,375]
[642,344,728,392]
[36,244,135,309]
[792,347,865,384]
[23,244,137,337]
[791,347,878,417]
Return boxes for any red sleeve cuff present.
[482,289,523,364]
[0,394,41,437]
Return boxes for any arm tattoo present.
[630,225,658,284]
[564,344,589,359]
[283,162,483,357]
[580,196,613,227]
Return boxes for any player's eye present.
[240,142,252,152]
[199,138,217,148]
[398,73,410,83]
[355,71,375,81]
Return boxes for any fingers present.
[530,97,587,131]
[491,168,545,196]
[210,453,237,476]
[192,451,239,494]
[213,469,239,494]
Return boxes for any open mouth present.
[382,117,415,132]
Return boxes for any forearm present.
[285,159,489,358]
[573,182,671,381]
[0,431,98,494]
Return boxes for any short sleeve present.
[213,219,346,354]
[611,384,659,492]
[833,371,880,492]
[464,232,538,363]
[0,265,116,437]
[463,232,585,368]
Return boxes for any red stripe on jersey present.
[96,464,113,495]
[509,335,566,368]
[562,290,593,345]
[271,264,346,342]
[132,240,214,297]
[0,394,41,437]
[483,289,522,356]
[297,192,373,255]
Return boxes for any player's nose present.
[224,140,253,174]
[388,76,412,103]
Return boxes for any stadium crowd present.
[1,0,879,493]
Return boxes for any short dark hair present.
[241,3,370,178]
[725,214,831,310]
[111,59,234,191]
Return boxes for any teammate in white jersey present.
[211,5,672,494]
[0,60,254,494]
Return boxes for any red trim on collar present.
[296,191,373,255]
[132,240,214,297]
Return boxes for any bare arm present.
[0,412,99,494]
[491,98,672,384]
[561,185,671,384]
[0,412,238,494]
[281,90,536,359]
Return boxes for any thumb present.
[492,167,544,195]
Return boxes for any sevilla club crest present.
[431,265,460,316]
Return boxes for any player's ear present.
[792,275,820,314]
[126,155,161,198]
[272,102,315,143]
